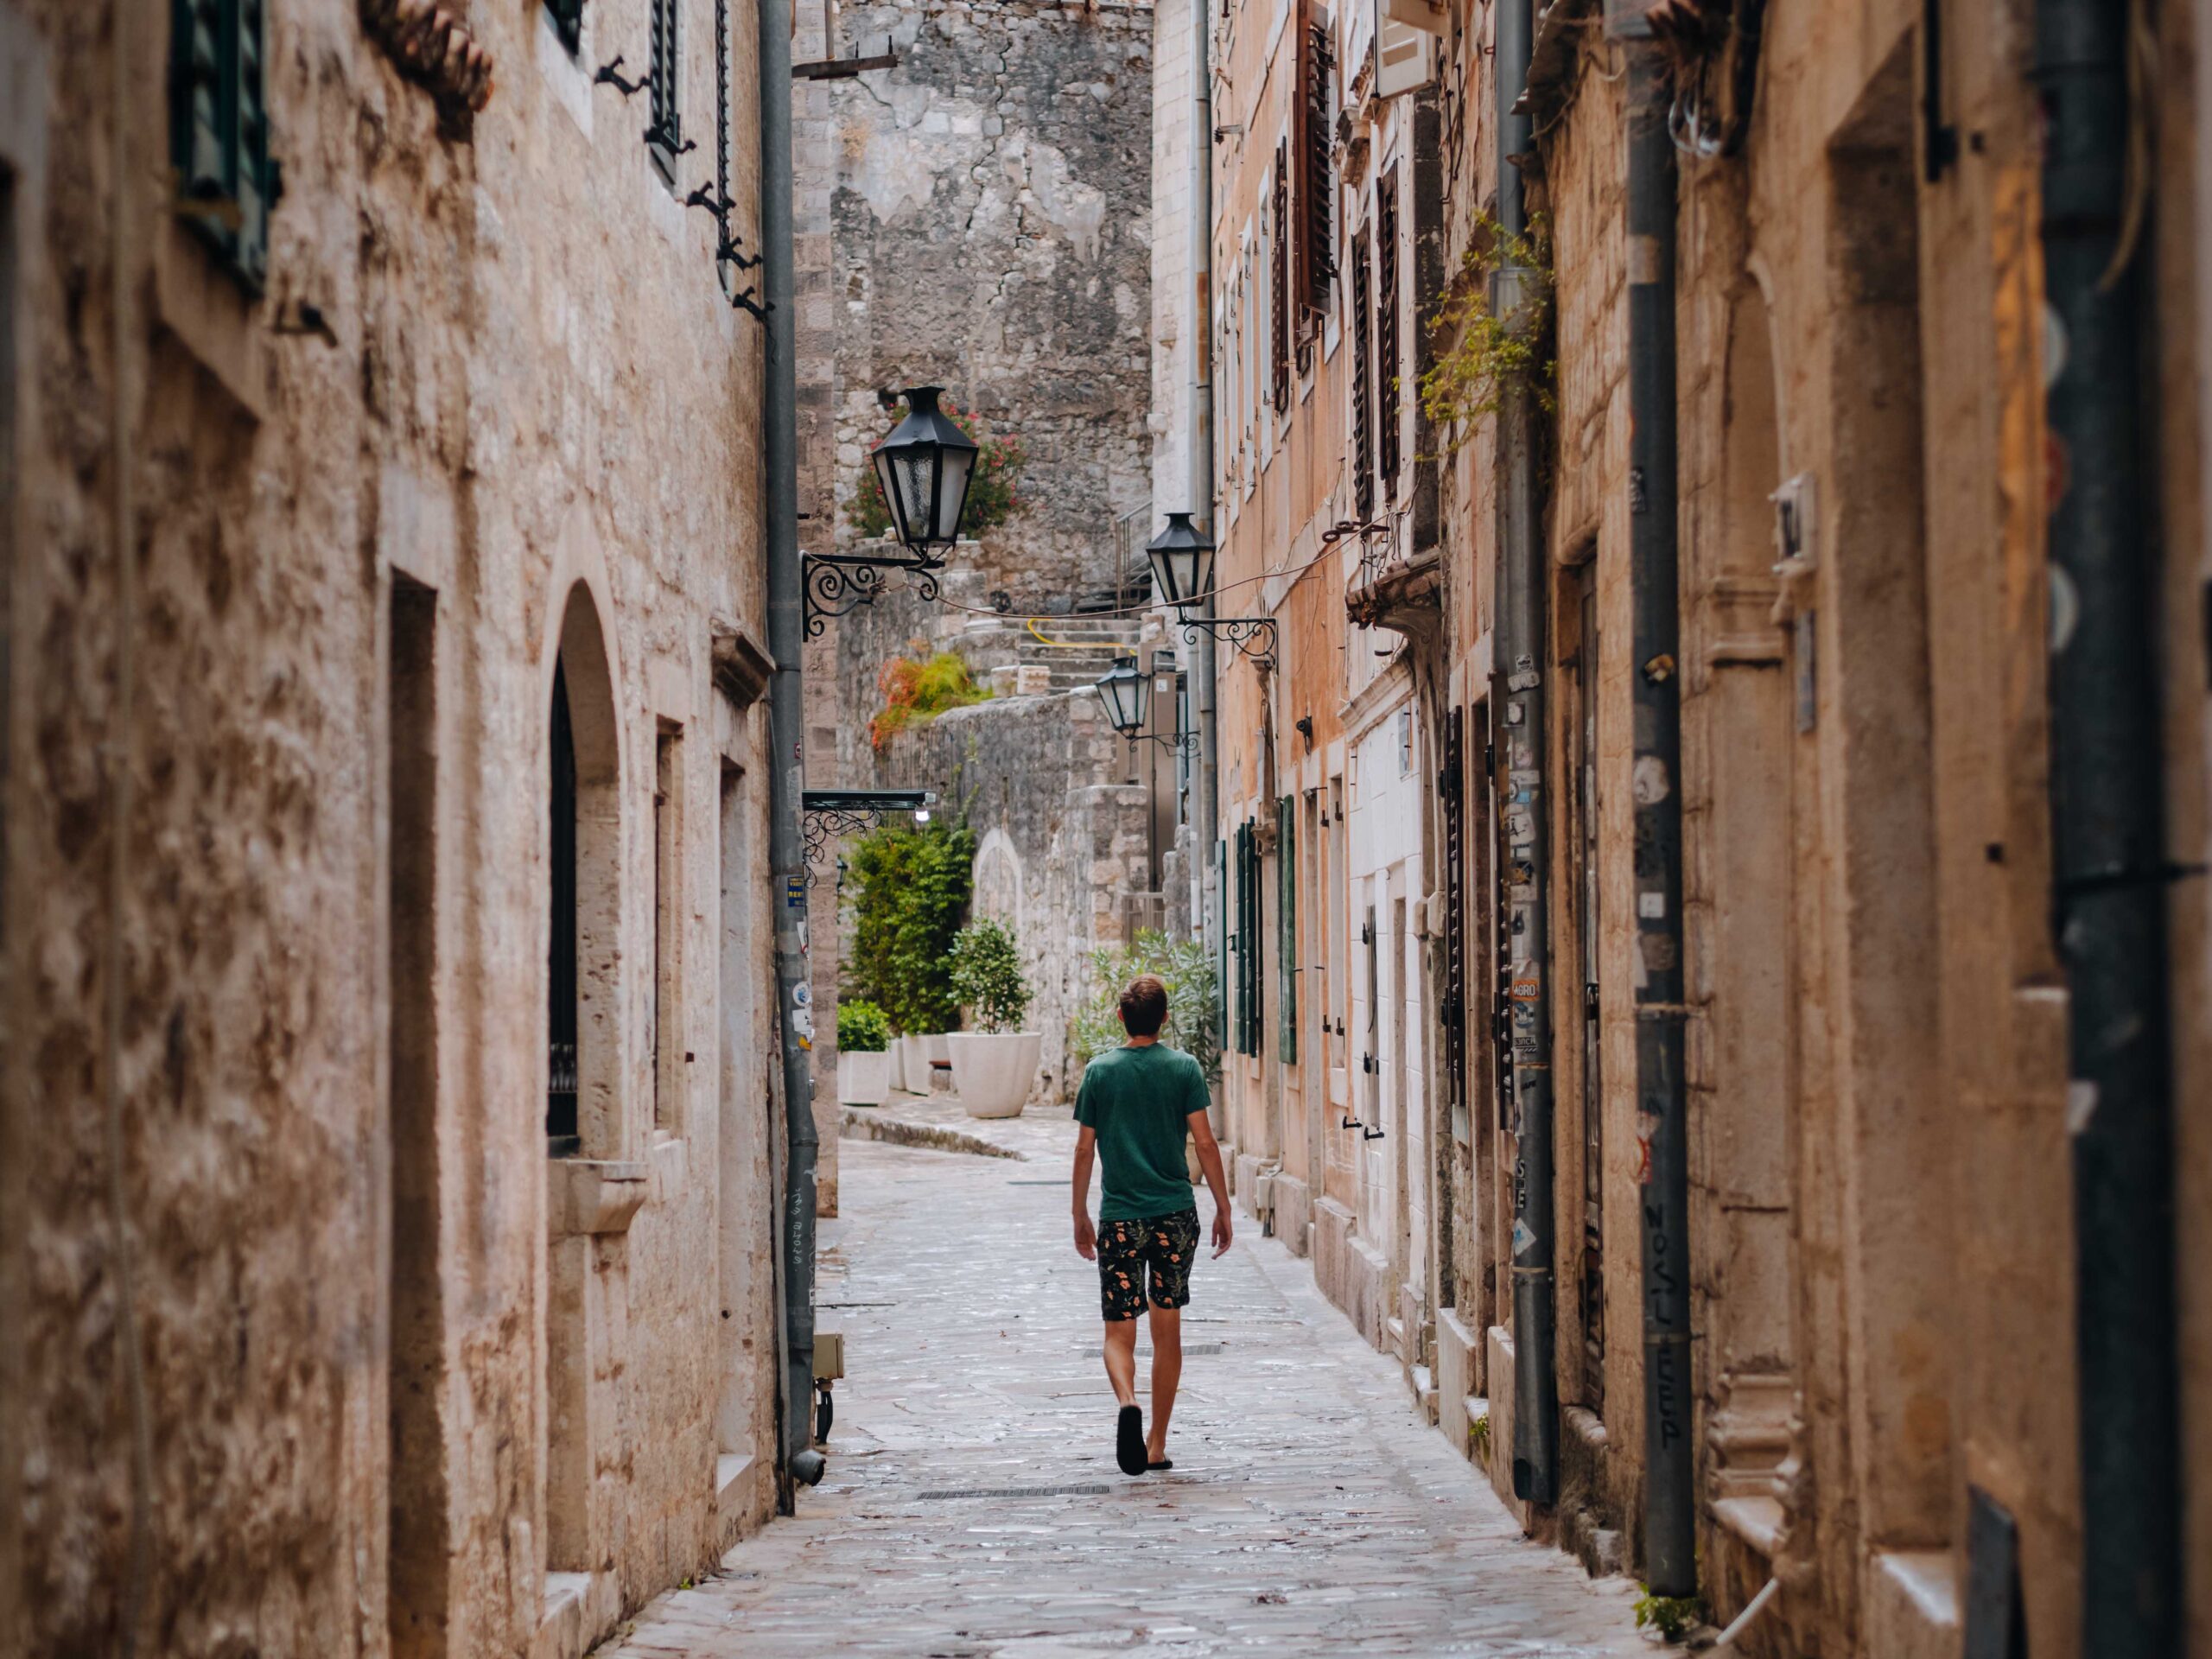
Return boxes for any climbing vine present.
[843,813,978,1035]
[1416,213,1555,449]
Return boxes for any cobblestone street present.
[596,1125,1651,1657]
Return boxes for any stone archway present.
[550,582,623,1160]
[972,828,1025,938]
[543,578,642,1580]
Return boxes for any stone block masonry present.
[0,2,785,1654]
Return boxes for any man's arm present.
[1071,1123,1098,1260]
[1186,1109,1233,1256]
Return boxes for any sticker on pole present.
[785,874,806,908]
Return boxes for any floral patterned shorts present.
[1097,1209,1201,1321]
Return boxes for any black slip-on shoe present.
[1116,1406,1147,1476]
[1147,1459,1173,1471]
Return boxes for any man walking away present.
[1071,975,1231,1476]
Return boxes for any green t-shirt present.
[1075,1042,1210,1221]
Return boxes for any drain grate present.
[1003,1179,1068,1186]
[915,1484,1110,1501]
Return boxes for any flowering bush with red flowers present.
[849,398,1025,541]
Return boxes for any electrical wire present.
[933,534,1350,629]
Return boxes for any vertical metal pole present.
[2037,0,2179,1648]
[1494,0,1557,1509]
[1624,42,1693,1596]
[760,0,826,1493]
[1190,0,1218,868]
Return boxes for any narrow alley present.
[600,1130,1648,1658]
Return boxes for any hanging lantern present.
[1093,655,1149,738]
[1145,512,1217,611]
[869,386,981,557]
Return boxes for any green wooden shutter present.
[168,0,271,291]
[1214,838,1230,1052]
[1277,797,1297,1063]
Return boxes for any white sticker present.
[1638,892,1666,919]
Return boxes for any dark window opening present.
[1272,144,1292,416]
[1351,228,1373,518]
[648,0,683,184]
[168,0,274,291]
[1300,16,1335,318]
[548,661,581,1155]
[1376,175,1402,494]
[545,0,583,54]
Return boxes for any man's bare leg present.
[1145,1304,1182,1462]
[1103,1318,1139,1407]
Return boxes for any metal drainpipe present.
[760,0,828,1497]
[2036,0,2180,1649]
[1493,0,1558,1509]
[1624,41,1694,1597]
[1191,0,1219,910]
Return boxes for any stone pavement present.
[593,1126,1657,1658]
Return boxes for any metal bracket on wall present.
[800,789,937,883]
[594,55,650,96]
[1176,613,1277,673]
[803,550,943,638]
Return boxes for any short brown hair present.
[1118,975,1169,1038]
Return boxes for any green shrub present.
[843,815,976,1034]
[836,999,892,1052]
[1416,213,1555,450]
[948,919,1033,1033]
[848,399,1025,541]
[1070,930,1222,1085]
[869,651,992,750]
[1632,1590,1704,1643]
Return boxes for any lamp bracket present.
[803,550,944,638]
[1177,613,1278,673]
[801,789,937,883]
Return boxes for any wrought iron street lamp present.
[872,386,978,558]
[1093,656,1200,758]
[799,788,938,884]
[1142,513,1277,671]
[804,387,980,637]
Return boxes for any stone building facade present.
[1174,0,2212,1651]
[795,0,1171,1111]
[0,2,791,1654]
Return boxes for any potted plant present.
[945,919,1039,1119]
[842,812,976,1096]
[836,1000,893,1106]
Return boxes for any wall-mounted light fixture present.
[1094,657,1201,760]
[1144,512,1278,672]
[804,387,977,636]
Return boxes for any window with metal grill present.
[1376,175,1402,494]
[1349,228,1373,519]
[546,0,584,54]
[1298,12,1334,315]
[1271,145,1291,416]
[168,0,274,292]
[648,0,683,184]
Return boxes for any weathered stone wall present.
[868,676,1155,1101]
[794,0,1162,1115]
[0,2,784,1655]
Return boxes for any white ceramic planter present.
[949,1032,1042,1119]
[924,1033,953,1093]
[837,1049,892,1107]
[889,1035,918,1093]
